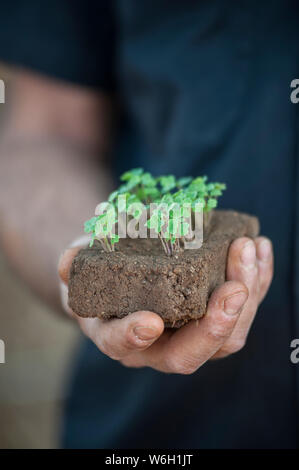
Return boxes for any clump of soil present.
[68,210,259,328]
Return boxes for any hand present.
[58,236,273,374]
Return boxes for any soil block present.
[68,210,259,328]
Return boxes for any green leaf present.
[177,176,192,188]
[160,194,174,207]
[110,234,119,245]
[125,174,142,190]
[173,191,185,204]
[193,176,207,184]
[144,187,160,200]
[120,168,143,181]
[189,182,207,193]
[118,184,129,194]
[209,188,222,197]
[207,198,218,210]
[159,175,176,193]
[108,190,118,203]
[188,176,208,194]
[84,216,98,233]
[141,172,156,187]
[127,194,139,204]
[185,190,197,200]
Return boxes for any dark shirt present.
[1,0,299,448]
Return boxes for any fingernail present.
[241,241,256,268]
[133,326,159,341]
[257,239,271,261]
[223,291,248,316]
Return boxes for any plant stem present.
[104,237,112,252]
[158,233,169,256]
[98,238,107,252]
[174,238,180,252]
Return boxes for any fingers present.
[214,237,258,358]
[213,236,272,359]
[78,311,164,360]
[58,235,92,319]
[58,246,82,285]
[255,237,274,302]
[122,281,248,373]
[58,246,86,318]
[58,235,91,285]
[227,237,259,314]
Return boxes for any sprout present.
[84,168,226,255]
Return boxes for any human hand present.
[58,236,273,374]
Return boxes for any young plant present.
[84,207,119,251]
[83,168,226,255]
[146,201,191,256]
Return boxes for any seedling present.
[84,169,226,256]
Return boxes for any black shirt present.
[1,0,299,448]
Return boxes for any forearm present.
[0,137,113,310]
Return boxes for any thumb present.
[58,235,91,285]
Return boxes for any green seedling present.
[84,168,226,255]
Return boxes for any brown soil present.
[68,210,259,328]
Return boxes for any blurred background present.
[0,68,79,446]
[0,250,79,448]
